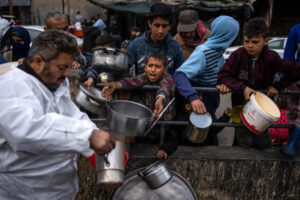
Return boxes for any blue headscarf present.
[11,26,31,61]
[93,19,106,30]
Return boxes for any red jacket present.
[218,46,300,91]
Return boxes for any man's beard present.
[41,63,65,91]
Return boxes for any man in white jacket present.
[0,30,115,199]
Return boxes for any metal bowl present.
[138,161,173,189]
[106,100,153,136]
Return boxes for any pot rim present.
[92,47,130,56]
[108,100,153,120]
[79,83,107,103]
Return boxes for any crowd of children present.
[1,3,300,159]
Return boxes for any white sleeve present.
[0,82,95,157]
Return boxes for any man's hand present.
[267,86,279,97]
[157,149,168,160]
[243,86,256,101]
[191,99,207,114]
[18,58,25,64]
[89,130,115,155]
[72,61,81,69]
[154,96,164,117]
[84,77,94,89]
[216,84,231,95]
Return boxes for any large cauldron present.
[92,47,129,75]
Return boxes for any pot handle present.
[105,47,117,54]
[87,96,101,106]
[143,98,175,136]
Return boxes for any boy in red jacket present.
[218,17,300,148]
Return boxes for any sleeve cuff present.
[188,94,199,102]
[239,84,247,92]
[120,80,128,88]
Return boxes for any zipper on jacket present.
[251,59,256,87]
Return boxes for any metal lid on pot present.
[110,165,198,200]
[190,112,212,129]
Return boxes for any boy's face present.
[148,17,170,43]
[145,57,167,83]
[243,35,269,58]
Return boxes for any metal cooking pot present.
[138,161,173,189]
[106,100,153,136]
[110,163,198,200]
[96,141,128,190]
[107,98,175,137]
[75,83,107,115]
[92,47,129,75]
[185,112,212,143]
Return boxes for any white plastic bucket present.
[240,92,281,134]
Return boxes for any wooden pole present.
[9,0,14,16]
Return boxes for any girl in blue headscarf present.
[11,26,31,62]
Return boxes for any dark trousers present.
[235,126,271,149]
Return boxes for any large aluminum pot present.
[92,47,129,75]
[106,100,153,136]
[96,141,126,190]
[185,112,212,143]
[75,83,107,115]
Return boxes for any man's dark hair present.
[27,30,79,63]
[149,3,172,24]
[45,11,66,27]
[243,17,269,39]
[95,34,116,48]
[131,26,140,32]
[145,52,168,67]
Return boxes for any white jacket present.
[0,63,96,200]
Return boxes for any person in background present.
[102,52,177,159]
[173,16,239,145]
[218,17,300,149]
[284,23,300,62]
[280,23,300,156]
[75,11,83,23]
[0,54,6,64]
[269,96,289,146]
[174,9,210,60]
[174,16,239,116]
[44,11,93,85]
[84,35,117,88]
[0,30,115,199]
[110,18,121,36]
[11,26,31,63]
[126,3,183,76]
[0,17,13,61]
[81,19,104,84]
[130,26,142,40]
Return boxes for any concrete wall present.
[76,145,300,200]
[30,0,106,25]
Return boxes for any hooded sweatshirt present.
[126,31,184,75]
[173,16,239,103]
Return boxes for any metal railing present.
[93,84,298,129]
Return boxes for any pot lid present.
[189,112,212,128]
[79,83,107,103]
[110,167,197,200]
